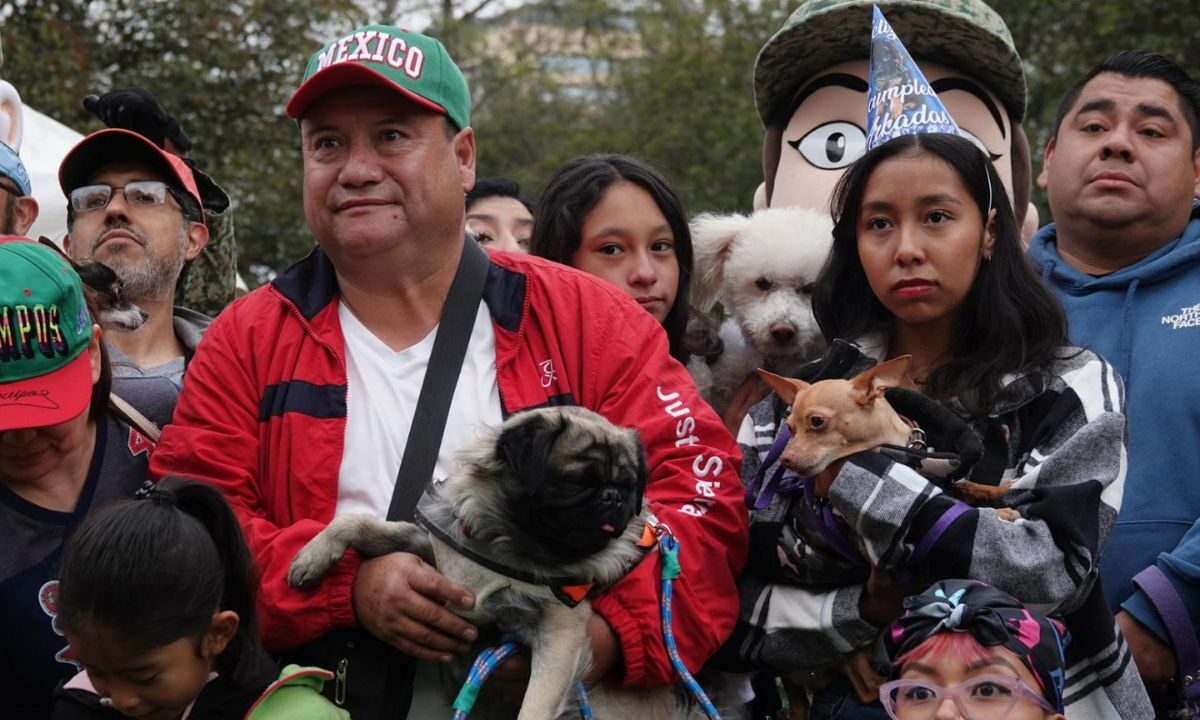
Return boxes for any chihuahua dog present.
[39,237,147,331]
[757,356,1014,515]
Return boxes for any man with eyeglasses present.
[0,141,38,235]
[58,128,211,428]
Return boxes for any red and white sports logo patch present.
[127,428,155,457]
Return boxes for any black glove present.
[82,88,193,152]
[880,387,984,484]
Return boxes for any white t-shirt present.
[336,299,504,714]
[336,300,504,517]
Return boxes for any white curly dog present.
[688,206,834,418]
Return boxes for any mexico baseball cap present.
[0,238,95,431]
[0,142,31,196]
[286,24,470,129]
[57,128,204,219]
[755,0,1026,126]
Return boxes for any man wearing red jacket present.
[150,23,746,719]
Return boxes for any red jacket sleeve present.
[585,300,748,687]
[149,303,361,652]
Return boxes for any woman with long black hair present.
[734,133,1150,719]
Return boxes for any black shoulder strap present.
[385,238,491,522]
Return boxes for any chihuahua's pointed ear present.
[850,356,912,405]
[757,369,809,407]
[690,212,749,312]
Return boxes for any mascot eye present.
[958,128,1003,162]
[788,121,866,170]
[796,283,814,296]
[808,415,826,430]
[755,277,773,291]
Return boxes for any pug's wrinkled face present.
[494,407,646,564]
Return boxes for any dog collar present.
[902,417,927,450]
[414,495,652,607]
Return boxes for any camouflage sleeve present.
[175,170,237,316]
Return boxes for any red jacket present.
[151,247,747,687]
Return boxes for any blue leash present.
[451,639,594,718]
[655,524,721,720]
[451,640,522,719]
[453,522,719,719]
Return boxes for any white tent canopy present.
[22,105,83,241]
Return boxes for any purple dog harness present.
[746,423,971,568]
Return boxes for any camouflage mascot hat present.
[754,0,1025,127]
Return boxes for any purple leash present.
[1133,566,1200,718]
[746,426,806,510]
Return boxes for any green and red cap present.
[0,238,95,431]
[287,24,471,129]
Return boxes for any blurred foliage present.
[1,0,360,282]
[1,0,1196,284]
[991,0,1200,221]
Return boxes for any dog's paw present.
[995,507,1022,523]
[287,539,344,589]
[951,480,1008,506]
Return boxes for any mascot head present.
[755,0,1036,237]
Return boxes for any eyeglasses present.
[880,675,1057,720]
[69,181,182,214]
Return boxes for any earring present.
[983,250,993,261]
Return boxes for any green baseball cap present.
[0,238,95,431]
[755,0,1026,126]
[287,24,471,129]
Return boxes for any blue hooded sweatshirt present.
[1029,201,1200,645]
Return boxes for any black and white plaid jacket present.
[726,341,1152,719]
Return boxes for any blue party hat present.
[866,6,961,150]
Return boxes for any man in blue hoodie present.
[1030,49,1200,709]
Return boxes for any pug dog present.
[289,406,696,720]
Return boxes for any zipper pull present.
[334,657,348,706]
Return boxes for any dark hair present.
[467,176,534,214]
[57,477,264,684]
[1052,50,1200,152]
[169,186,205,224]
[0,193,16,235]
[84,296,112,425]
[530,154,694,363]
[813,133,1068,417]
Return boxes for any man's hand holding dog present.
[1116,610,1177,699]
[353,551,478,661]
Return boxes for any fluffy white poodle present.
[688,206,834,416]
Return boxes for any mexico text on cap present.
[286,24,470,129]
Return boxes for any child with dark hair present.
[881,579,1067,720]
[530,154,695,364]
[51,477,348,720]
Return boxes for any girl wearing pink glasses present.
[881,579,1068,720]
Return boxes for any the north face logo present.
[1161,303,1200,329]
